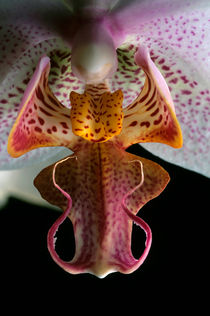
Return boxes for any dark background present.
[0,144,208,307]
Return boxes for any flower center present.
[70,82,124,142]
[71,22,118,84]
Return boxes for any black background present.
[0,144,208,308]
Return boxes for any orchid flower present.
[7,45,182,276]
[1,0,210,175]
[1,0,209,276]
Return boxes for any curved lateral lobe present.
[7,55,78,158]
[47,156,90,275]
[115,45,183,149]
[34,142,169,278]
[120,160,152,274]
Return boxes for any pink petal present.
[141,44,210,177]
[34,141,169,277]
[0,1,81,169]
[0,36,76,169]
[115,46,182,149]
[0,1,73,49]
[0,0,75,82]
[108,0,210,45]
[107,1,210,176]
[0,23,51,83]
[7,55,79,158]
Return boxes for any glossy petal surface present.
[116,46,182,149]
[34,141,169,277]
[8,56,79,158]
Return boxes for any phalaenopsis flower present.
[1,0,209,277]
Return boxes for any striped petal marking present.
[70,82,124,142]
[7,46,180,277]
[7,55,78,158]
[34,141,169,277]
[116,46,183,149]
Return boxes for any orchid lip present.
[7,43,178,277]
[33,142,166,277]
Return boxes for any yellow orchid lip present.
[70,84,124,142]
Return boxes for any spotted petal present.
[115,46,182,149]
[34,141,169,277]
[0,0,76,98]
[7,55,79,158]
[0,43,75,169]
[0,1,80,169]
[0,1,74,48]
[109,0,210,47]
[107,0,210,176]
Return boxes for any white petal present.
[0,37,74,169]
[140,44,210,177]
[109,0,210,176]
